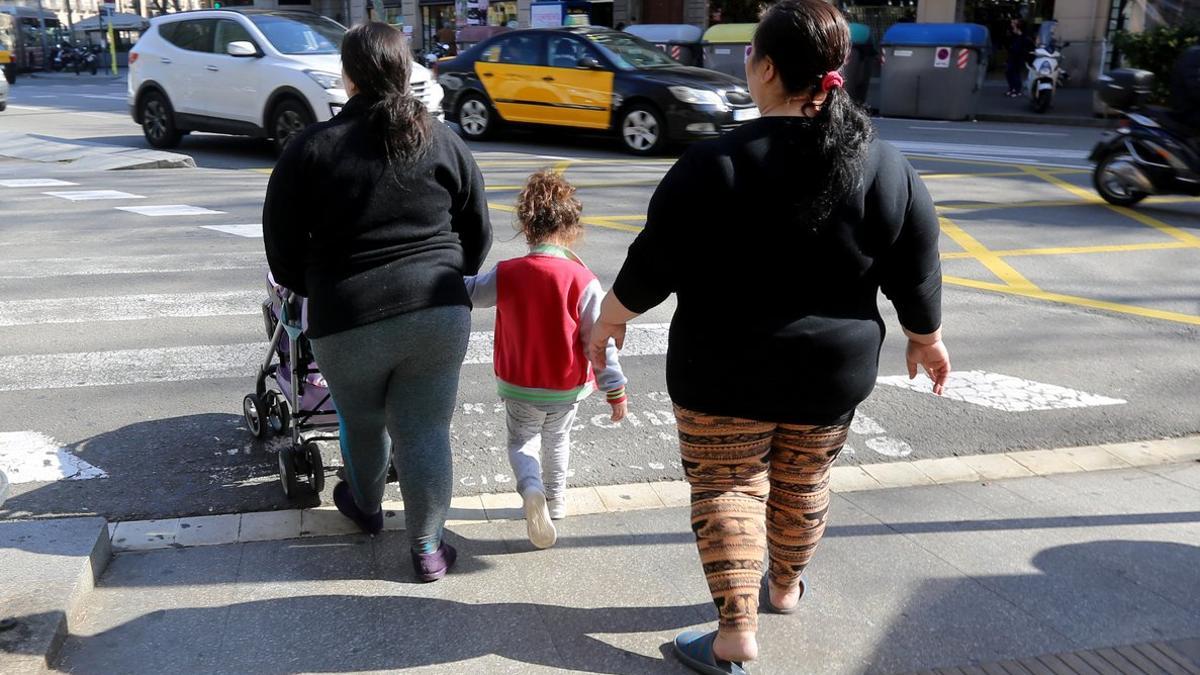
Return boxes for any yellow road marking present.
[944,275,1200,326]
[906,154,1086,170]
[937,195,1200,212]
[921,169,1082,180]
[1020,165,1200,246]
[552,159,572,175]
[486,179,662,192]
[476,158,676,168]
[939,216,1038,290]
[941,240,1200,260]
[488,202,642,233]
[250,168,274,175]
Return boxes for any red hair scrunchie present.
[821,70,845,93]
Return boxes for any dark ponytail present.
[341,22,431,165]
[752,0,874,226]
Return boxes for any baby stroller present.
[242,273,338,500]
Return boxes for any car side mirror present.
[577,56,601,70]
[227,41,258,58]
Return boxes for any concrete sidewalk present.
[8,460,1194,674]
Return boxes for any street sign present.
[934,46,950,68]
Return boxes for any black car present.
[435,26,760,154]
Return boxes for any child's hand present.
[609,399,627,423]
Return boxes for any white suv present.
[128,9,443,154]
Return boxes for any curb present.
[105,435,1200,554]
[0,132,194,170]
[0,517,110,675]
[974,112,1116,129]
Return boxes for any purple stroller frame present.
[241,273,338,500]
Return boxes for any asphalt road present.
[1,75,1197,522]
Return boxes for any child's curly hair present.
[516,170,583,246]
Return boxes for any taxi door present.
[542,35,614,129]
[474,33,554,125]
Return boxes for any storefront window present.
[488,1,518,28]
[421,3,456,49]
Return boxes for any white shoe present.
[523,490,557,549]
[547,497,567,520]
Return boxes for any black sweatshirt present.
[263,96,492,339]
[612,116,942,424]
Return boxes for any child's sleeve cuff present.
[605,386,627,405]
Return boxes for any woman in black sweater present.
[588,1,950,671]
[263,23,491,582]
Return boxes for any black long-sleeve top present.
[612,117,942,424]
[263,96,492,339]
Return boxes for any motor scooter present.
[1090,69,1200,207]
[1027,21,1069,113]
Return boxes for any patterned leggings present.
[676,405,852,632]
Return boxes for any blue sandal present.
[673,631,749,675]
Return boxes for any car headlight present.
[669,86,724,107]
[306,70,343,90]
[1039,62,1053,75]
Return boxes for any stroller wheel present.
[266,392,291,435]
[303,441,326,495]
[243,394,268,440]
[278,445,301,498]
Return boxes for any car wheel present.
[457,93,495,140]
[619,104,666,156]
[140,91,183,149]
[271,98,314,155]
[3,63,14,84]
[1093,150,1148,207]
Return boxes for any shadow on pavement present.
[0,413,302,523]
[46,595,708,674]
[866,540,1200,673]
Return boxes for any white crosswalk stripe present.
[0,253,263,278]
[0,291,263,326]
[0,324,672,392]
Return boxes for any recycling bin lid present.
[702,23,758,44]
[881,22,989,48]
[626,24,704,43]
[849,22,871,46]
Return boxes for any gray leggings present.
[309,305,470,553]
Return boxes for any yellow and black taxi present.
[436,26,760,155]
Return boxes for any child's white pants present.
[504,398,580,501]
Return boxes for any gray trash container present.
[702,23,757,78]
[880,23,990,121]
[844,22,874,106]
[626,24,704,67]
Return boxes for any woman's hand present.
[588,320,627,372]
[588,292,640,372]
[904,327,951,396]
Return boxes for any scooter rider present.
[1169,44,1200,138]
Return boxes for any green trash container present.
[702,23,757,78]
[880,23,990,121]
[843,22,874,106]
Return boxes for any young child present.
[465,170,627,549]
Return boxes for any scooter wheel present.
[1093,151,1149,207]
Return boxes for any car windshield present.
[250,13,344,55]
[584,32,677,70]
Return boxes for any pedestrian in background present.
[587,0,950,672]
[263,22,492,582]
[1006,19,1033,97]
[466,170,627,550]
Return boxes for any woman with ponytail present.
[263,22,491,582]
[587,0,949,671]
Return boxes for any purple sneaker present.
[412,542,457,582]
[332,481,383,535]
